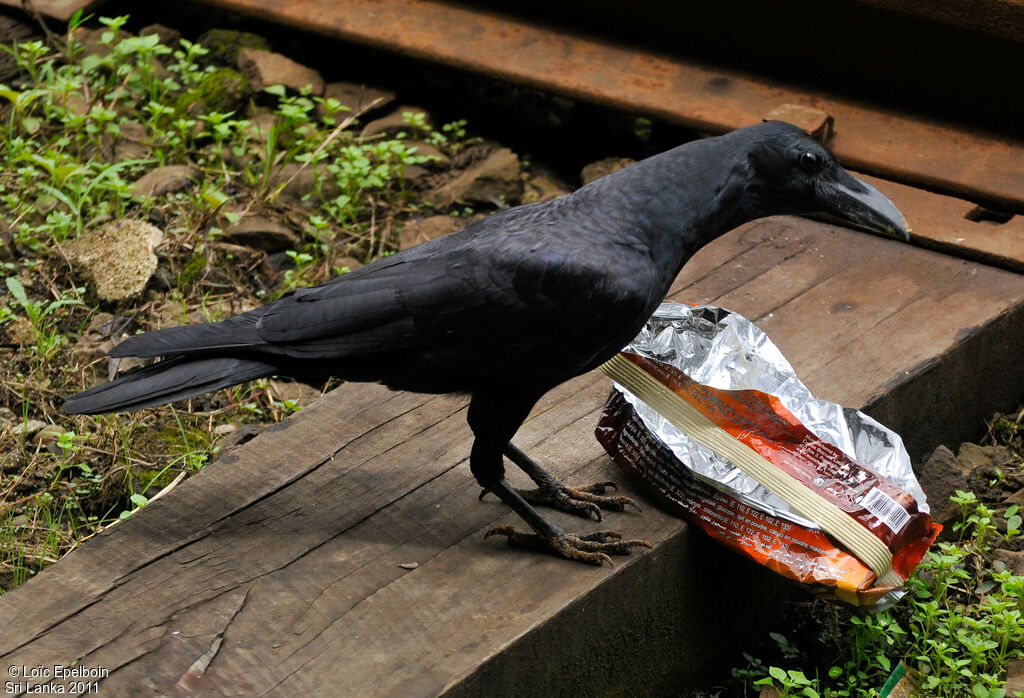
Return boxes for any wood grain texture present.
[3,220,1024,695]
[197,0,1024,210]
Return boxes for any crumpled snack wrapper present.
[595,303,941,607]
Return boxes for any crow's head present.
[737,121,909,240]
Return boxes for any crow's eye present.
[799,151,823,173]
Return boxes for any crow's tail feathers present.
[63,356,277,415]
[107,313,264,359]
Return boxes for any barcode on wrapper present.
[861,488,911,534]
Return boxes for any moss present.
[197,29,271,66]
[129,466,179,492]
[177,253,208,289]
[175,67,250,117]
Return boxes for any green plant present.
[736,491,1024,697]
[0,12,480,593]
[4,277,84,356]
[755,667,821,698]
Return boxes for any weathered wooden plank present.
[859,173,1024,274]
[0,384,437,649]
[3,220,1024,695]
[197,0,1024,210]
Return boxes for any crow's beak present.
[817,171,910,241]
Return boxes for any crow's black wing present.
[110,225,657,391]
[253,228,660,382]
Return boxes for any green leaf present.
[787,669,810,685]
[5,277,28,307]
[769,666,787,681]
[129,493,149,508]
[20,116,41,134]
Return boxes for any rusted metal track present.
[195,0,1024,212]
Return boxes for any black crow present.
[65,122,909,564]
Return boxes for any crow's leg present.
[502,442,641,521]
[468,390,650,565]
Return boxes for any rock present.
[958,442,1014,474]
[993,549,1024,576]
[139,23,181,48]
[54,92,91,118]
[405,141,451,169]
[65,220,164,302]
[522,165,572,204]
[427,148,522,207]
[221,214,300,253]
[581,156,635,185]
[957,442,1017,497]
[398,215,460,250]
[401,165,432,187]
[70,311,118,376]
[0,407,14,436]
[209,241,261,263]
[1006,487,1024,508]
[3,316,34,347]
[175,67,250,117]
[1005,659,1024,698]
[70,26,119,61]
[333,256,363,273]
[213,423,238,437]
[131,165,200,198]
[917,444,967,537]
[360,106,431,140]
[0,16,35,83]
[10,419,45,437]
[237,48,324,95]
[398,562,419,570]
[198,29,272,66]
[31,424,67,452]
[244,112,279,144]
[323,81,395,115]
[268,163,340,209]
[0,221,14,262]
[269,163,315,208]
[0,14,33,43]
[114,121,150,161]
[765,103,834,143]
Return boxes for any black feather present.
[64,356,277,414]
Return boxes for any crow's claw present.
[516,482,642,519]
[485,525,652,565]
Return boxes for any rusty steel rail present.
[194,0,1024,213]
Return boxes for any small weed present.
[0,11,478,592]
[735,492,1024,697]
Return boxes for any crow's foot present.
[516,480,641,521]
[497,442,641,521]
[484,525,651,565]
[478,481,640,521]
